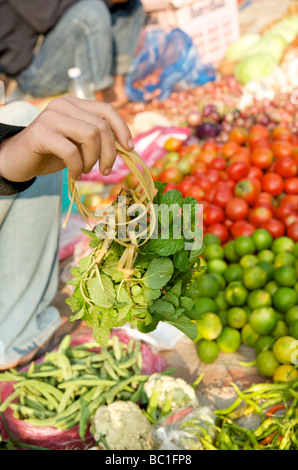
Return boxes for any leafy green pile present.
[65,182,204,345]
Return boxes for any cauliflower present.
[91,401,152,450]
[144,373,199,411]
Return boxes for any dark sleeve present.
[0,123,36,196]
[7,0,79,34]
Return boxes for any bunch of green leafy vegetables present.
[65,182,204,345]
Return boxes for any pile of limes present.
[191,229,298,381]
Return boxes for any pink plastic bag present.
[80,126,191,184]
[0,330,167,450]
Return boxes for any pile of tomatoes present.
[149,124,298,243]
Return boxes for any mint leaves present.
[65,183,204,345]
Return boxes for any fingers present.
[60,96,134,151]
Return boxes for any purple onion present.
[195,122,222,139]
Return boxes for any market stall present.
[0,0,298,452]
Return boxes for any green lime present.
[294,242,298,258]
[254,335,275,354]
[288,320,298,339]
[196,274,220,298]
[295,281,298,295]
[218,310,228,327]
[227,307,247,329]
[273,364,298,383]
[256,351,279,377]
[241,323,260,347]
[257,261,274,281]
[193,257,207,279]
[273,287,298,313]
[203,233,221,246]
[211,273,226,291]
[285,306,298,325]
[274,252,296,268]
[243,306,252,320]
[215,291,229,311]
[265,281,279,297]
[252,228,273,251]
[273,335,298,364]
[271,320,289,338]
[234,236,256,257]
[207,259,228,275]
[224,264,243,284]
[204,244,224,260]
[225,281,248,306]
[189,297,218,320]
[258,249,275,263]
[224,240,240,262]
[196,313,223,340]
[217,327,241,353]
[274,266,297,287]
[196,339,220,364]
[247,289,272,310]
[272,236,295,255]
[239,254,259,269]
[249,307,278,335]
[242,266,267,290]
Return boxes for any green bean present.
[14,379,64,401]
[27,362,35,377]
[58,334,71,353]
[253,418,276,438]
[57,387,75,413]
[22,394,47,413]
[58,377,116,389]
[103,360,119,380]
[106,352,130,378]
[201,437,218,450]
[0,388,21,412]
[9,403,55,419]
[214,396,242,416]
[119,342,141,370]
[112,335,122,362]
[127,339,135,355]
[79,392,106,441]
[231,383,264,417]
[105,374,148,405]
[129,383,144,404]
[0,371,25,382]
[57,353,73,381]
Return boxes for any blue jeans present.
[15,0,145,97]
[0,103,63,365]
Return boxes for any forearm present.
[0,124,36,196]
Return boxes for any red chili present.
[265,404,286,417]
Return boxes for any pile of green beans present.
[213,380,298,450]
[0,335,149,441]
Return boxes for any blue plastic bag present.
[125,28,216,103]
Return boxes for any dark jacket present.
[0,0,83,75]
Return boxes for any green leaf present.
[160,189,184,207]
[164,291,180,308]
[79,254,92,274]
[69,308,85,322]
[169,280,182,298]
[81,228,100,241]
[144,237,184,257]
[143,258,174,290]
[65,286,85,313]
[173,250,189,272]
[166,314,198,341]
[101,256,123,282]
[149,299,175,318]
[87,276,115,308]
[179,296,194,312]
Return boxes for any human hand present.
[0,96,134,183]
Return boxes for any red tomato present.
[207,169,221,184]
[229,127,248,145]
[261,219,285,238]
[164,182,178,192]
[225,179,236,191]
[234,179,260,205]
[284,177,298,195]
[203,204,225,225]
[229,153,251,167]
[206,223,229,243]
[247,166,263,180]
[275,203,296,221]
[272,126,292,142]
[209,156,227,170]
[251,148,274,169]
[250,125,270,140]
[250,138,271,150]
[248,206,273,227]
[280,194,298,209]
[195,174,212,192]
[262,173,284,197]
[222,141,239,159]
[282,213,298,227]
[164,137,183,152]
[271,140,294,159]
[159,167,183,184]
[287,222,298,241]
[198,150,217,165]
[185,186,205,201]
[226,198,249,221]
[202,142,218,154]
[150,167,162,181]
[224,218,234,229]
[213,188,233,208]
[274,157,297,178]
[227,161,249,181]
[177,180,193,197]
[192,162,208,174]
[231,220,256,238]
[204,188,216,203]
